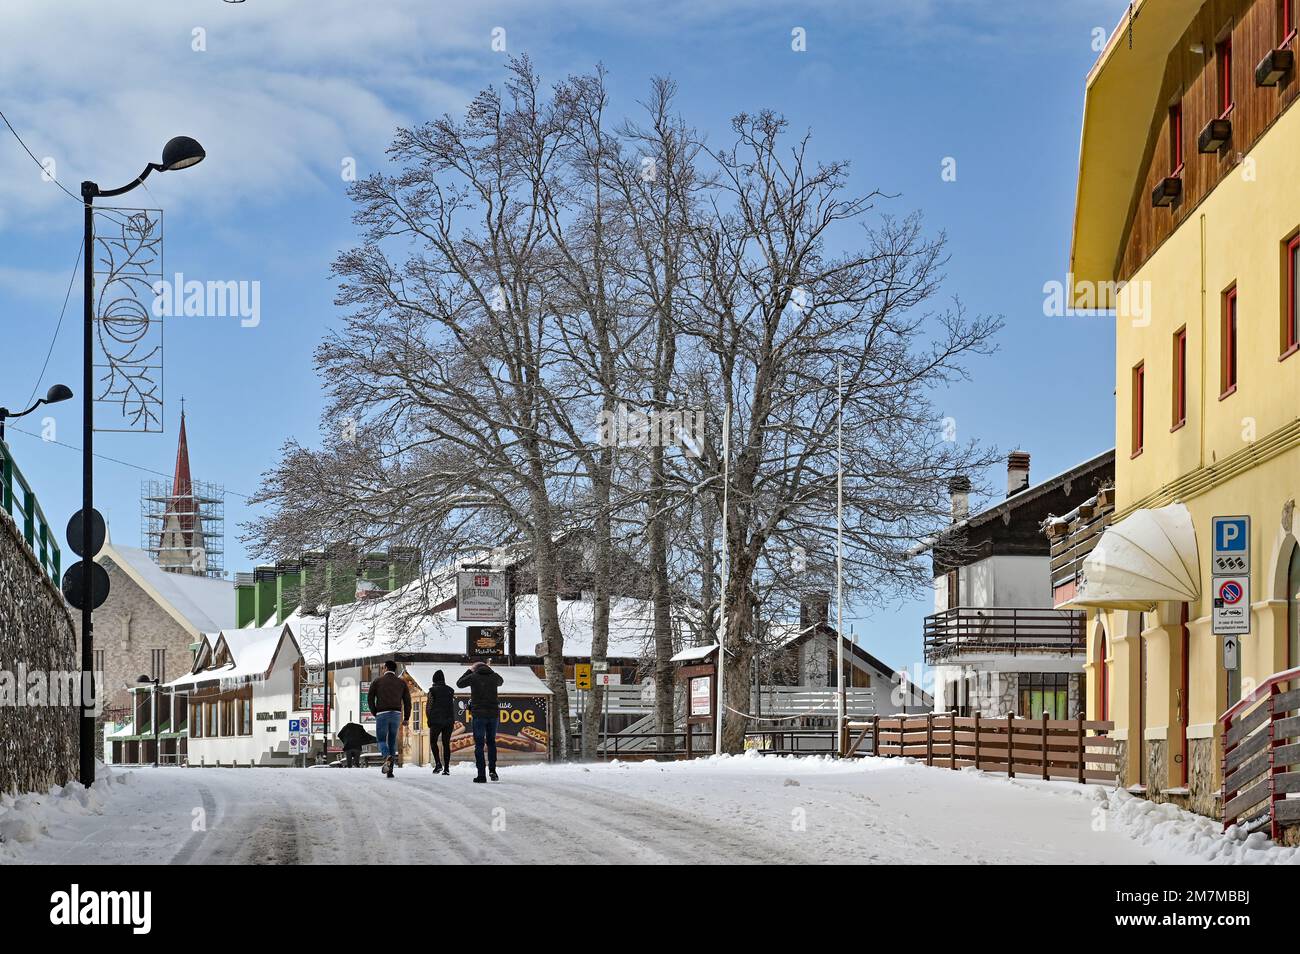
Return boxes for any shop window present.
[1018,672,1070,720]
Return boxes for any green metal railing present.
[0,438,61,585]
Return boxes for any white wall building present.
[927,451,1114,719]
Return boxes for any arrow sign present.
[1222,635,1239,671]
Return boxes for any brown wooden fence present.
[843,712,1120,784]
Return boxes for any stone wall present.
[0,509,77,794]
[968,670,1017,716]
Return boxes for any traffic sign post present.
[1211,517,1252,662]
[574,663,592,691]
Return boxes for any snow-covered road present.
[4,754,1297,864]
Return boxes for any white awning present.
[1067,502,1201,611]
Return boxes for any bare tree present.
[680,111,1002,751]
[248,65,1001,763]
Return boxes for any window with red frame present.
[1172,327,1187,427]
[1169,102,1184,174]
[1287,235,1300,355]
[1218,36,1234,115]
[1222,285,1238,395]
[1132,362,1145,455]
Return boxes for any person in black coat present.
[424,670,455,775]
[457,660,504,782]
[337,722,376,768]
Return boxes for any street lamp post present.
[78,136,205,788]
[0,384,73,442]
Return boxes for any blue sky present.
[0,0,1129,680]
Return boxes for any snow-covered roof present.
[322,589,667,667]
[166,624,296,688]
[99,541,237,637]
[405,663,551,696]
[670,643,718,663]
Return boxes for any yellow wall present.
[1094,102,1300,791]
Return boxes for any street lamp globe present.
[160,136,205,171]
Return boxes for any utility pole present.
[836,360,846,753]
[715,403,730,755]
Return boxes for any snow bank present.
[1103,788,1299,865]
[993,769,1300,865]
[0,763,127,862]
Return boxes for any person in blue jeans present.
[457,660,504,782]
[367,661,411,778]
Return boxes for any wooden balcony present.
[923,606,1085,664]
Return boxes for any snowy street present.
[5,754,1296,865]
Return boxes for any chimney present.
[948,476,971,522]
[800,591,830,631]
[1006,451,1031,497]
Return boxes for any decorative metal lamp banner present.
[92,206,164,433]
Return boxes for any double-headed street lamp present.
[78,136,205,787]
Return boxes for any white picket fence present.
[753,686,875,722]
[565,682,654,716]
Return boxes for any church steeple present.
[156,404,204,574]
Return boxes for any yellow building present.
[1069,0,1300,827]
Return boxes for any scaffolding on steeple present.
[139,407,226,578]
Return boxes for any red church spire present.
[169,405,195,539]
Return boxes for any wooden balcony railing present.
[923,606,1086,663]
[1220,666,1300,841]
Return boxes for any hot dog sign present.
[450,696,550,757]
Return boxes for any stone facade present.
[0,509,77,794]
[1145,739,1168,798]
[92,557,200,719]
[1187,737,1219,819]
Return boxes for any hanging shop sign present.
[456,571,507,622]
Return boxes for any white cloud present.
[0,0,1129,230]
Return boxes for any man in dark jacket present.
[424,670,455,776]
[367,661,411,778]
[456,660,504,782]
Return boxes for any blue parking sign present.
[289,718,301,732]
[1212,515,1250,574]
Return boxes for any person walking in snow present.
[337,722,375,768]
[457,660,504,783]
[425,669,455,776]
[367,660,411,778]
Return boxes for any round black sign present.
[66,508,106,558]
[62,560,110,610]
